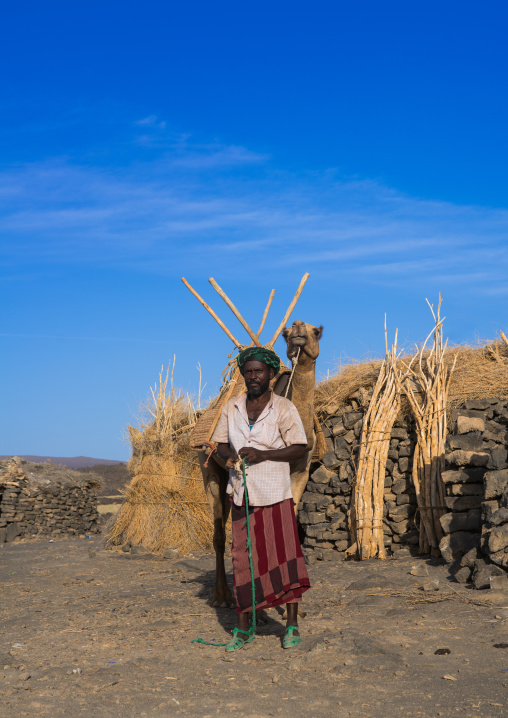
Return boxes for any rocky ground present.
[1,538,508,718]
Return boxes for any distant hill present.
[0,455,126,469]
[76,463,130,497]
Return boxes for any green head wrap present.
[237,347,280,376]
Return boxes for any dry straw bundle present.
[349,320,400,560]
[108,363,213,555]
[396,297,456,556]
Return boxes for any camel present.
[197,319,323,607]
[274,320,323,510]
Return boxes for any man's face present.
[244,360,273,398]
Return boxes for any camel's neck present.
[289,358,316,440]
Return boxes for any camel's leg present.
[197,451,234,608]
[211,514,232,607]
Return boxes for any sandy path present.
[1,537,507,717]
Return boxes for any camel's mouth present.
[287,335,307,359]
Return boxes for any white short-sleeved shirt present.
[211,392,308,507]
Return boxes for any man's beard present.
[246,379,270,398]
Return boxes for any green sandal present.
[283,625,302,649]
[225,627,255,652]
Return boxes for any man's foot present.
[225,627,255,652]
[282,625,302,649]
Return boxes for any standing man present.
[212,346,311,652]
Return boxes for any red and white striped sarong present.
[231,498,311,613]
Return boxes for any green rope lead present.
[243,457,256,637]
[191,458,256,646]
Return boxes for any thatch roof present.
[108,365,213,555]
[315,341,508,419]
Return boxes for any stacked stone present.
[298,408,359,563]
[0,458,100,543]
[381,422,418,552]
[299,397,419,562]
[438,399,508,586]
[298,395,508,584]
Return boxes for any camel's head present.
[282,320,323,363]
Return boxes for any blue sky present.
[2,1,507,460]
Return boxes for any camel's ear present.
[282,327,290,341]
[313,325,323,340]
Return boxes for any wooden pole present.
[267,273,310,348]
[181,277,242,348]
[258,289,275,337]
[206,374,239,443]
[208,278,262,347]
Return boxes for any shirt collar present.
[234,391,274,423]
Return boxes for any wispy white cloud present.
[170,144,269,169]
[135,134,269,167]
[135,115,167,128]
[132,117,269,167]
[480,285,508,296]
[1,137,507,295]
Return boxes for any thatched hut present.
[109,330,508,571]
[108,366,214,555]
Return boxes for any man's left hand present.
[238,447,266,464]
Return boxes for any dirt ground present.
[1,536,508,718]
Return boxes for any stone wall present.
[0,458,101,543]
[299,396,508,586]
[299,392,418,563]
[439,399,508,588]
